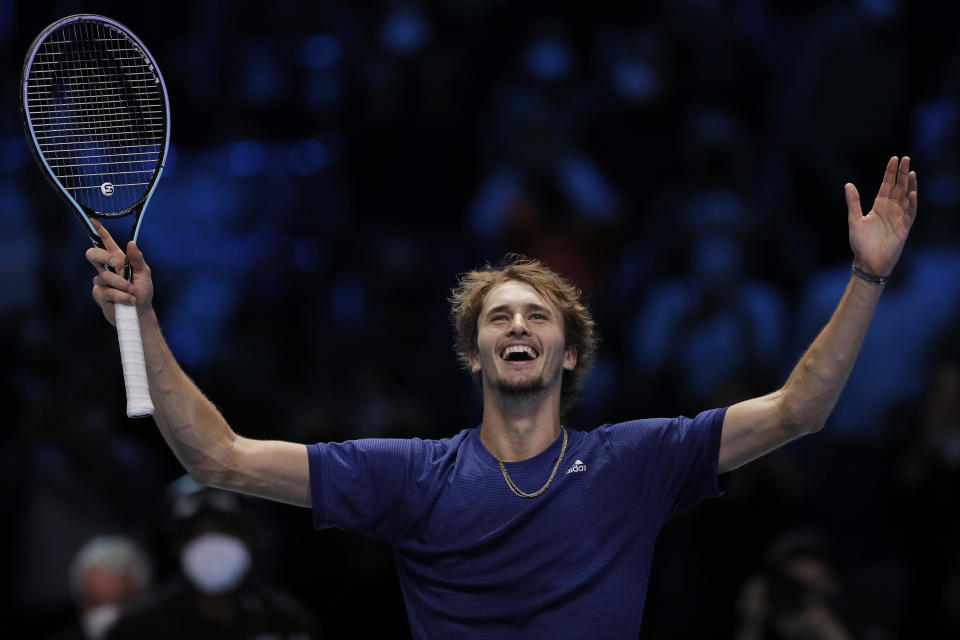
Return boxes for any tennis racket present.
[21,15,171,418]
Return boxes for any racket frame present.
[20,13,171,252]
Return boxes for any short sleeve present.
[600,407,728,521]
[308,437,434,542]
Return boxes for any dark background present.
[2,0,960,637]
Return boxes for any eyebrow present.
[485,303,552,317]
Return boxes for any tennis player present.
[87,156,917,638]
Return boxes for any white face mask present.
[82,604,121,640]
[180,532,251,595]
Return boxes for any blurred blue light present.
[0,0,10,42]
[0,177,30,222]
[694,236,743,284]
[611,241,655,300]
[692,108,739,146]
[163,144,177,175]
[577,356,617,413]
[330,275,366,326]
[914,99,958,158]
[0,178,38,312]
[685,189,745,229]
[168,169,240,226]
[289,139,330,176]
[524,38,572,81]
[927,172,959,208]
[168,327,206,366]
[292,239,329,272]
[0,137,25,174]
[238,44,286,105]
[305,72,341,109]
[858,0,897,23]
[468,169,519,237]
[610,59,659,103]
[300,34,342,70]
[380,7,429,55]
[557,155,617,221]
[165,278,238,366]
[228,140,265,177]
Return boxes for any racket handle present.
[114,302,154,417]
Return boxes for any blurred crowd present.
[1,0,959,638]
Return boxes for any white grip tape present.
[115,302,154,417]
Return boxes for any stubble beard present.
[489,362,563,401]
[492,373,547,399]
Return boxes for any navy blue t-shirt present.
[308,407,727,639]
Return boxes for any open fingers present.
[91,217,123,253]
[907,170,918,221]
[877,156,899,200]
[845,183,862,225]
[126,241,147,271]
[891,156,910,200]
[892,156,910,200]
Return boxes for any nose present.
[507,312,530,335]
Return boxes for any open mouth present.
[500,344,539,363]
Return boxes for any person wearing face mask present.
[106,478,320,639]
[50,535,153,640]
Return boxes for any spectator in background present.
[467,21,621,293]
[735,530,852,640]
[52,535,152,640]
[630,188,788,409]
[107,477,320,639]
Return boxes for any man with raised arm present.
[88,157,917,639]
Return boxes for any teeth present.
[502,345,538,359]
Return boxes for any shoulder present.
[591,408,727,453]
[310,427,474,456]
[426,426,477,456]
[307,427,479,480]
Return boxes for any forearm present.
[87,236,311,505]
[139,308,239,485]
[779,274,883,432]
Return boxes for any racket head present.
[21,14,170,244]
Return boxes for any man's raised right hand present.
[84,218,154,326]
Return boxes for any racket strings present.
[84,20,130,214]
[80,20,155,213]
[25,19,165,215]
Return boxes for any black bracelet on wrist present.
[851,260,889,285]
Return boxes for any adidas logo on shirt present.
[565,459,587,474]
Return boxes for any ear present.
[469,350,482,373]
[563,345,577,371]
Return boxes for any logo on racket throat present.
[100,182,115,196]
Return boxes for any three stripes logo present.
[565,459,586,474]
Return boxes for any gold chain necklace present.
[493,427,568,498]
